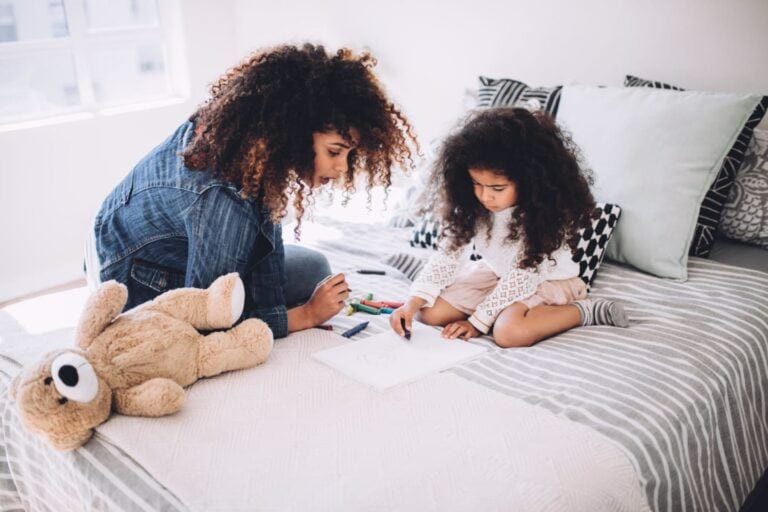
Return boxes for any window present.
[0,0,187,126]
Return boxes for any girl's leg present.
[492,303,581,348]
[416,297,468,326]
[283,245,332,307]
[493,298,630,348]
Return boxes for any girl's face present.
[311,129,359,188]
[469,167,518,212]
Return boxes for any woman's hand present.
[441,320,480,341]
[390,297,425,336]
[304,273,349,325]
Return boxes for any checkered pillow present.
[409,213,441,249]
[408,203,621,288]
[624,74,768,257]
[477,76,562,116]
[572,203,621,289]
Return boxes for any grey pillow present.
[624,74,768,258]
[558,84,763,280]
[719,128,768,249]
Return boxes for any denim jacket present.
[94,120,289,338]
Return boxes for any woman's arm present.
[183,188,292,337]
[184,188,348,337]
[287,273,349,331]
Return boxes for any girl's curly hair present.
[433,107,595,270]
[181,43,419,231]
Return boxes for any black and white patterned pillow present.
[410,214,483,260]
[572,203,622,289]
[477,76,562,116]
[406,203,621,288]
[719,128,768,249]
[409,212,441,249]
[624,74,768,258]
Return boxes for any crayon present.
[381,301,404,308]
[380,307,394,314]
[345,304,355,316]
[317,325,333,331]
[400,317,411,340]
[341,321,369,338]
[354,303,381,315]
[361,299,387,309]
[356,269,386,275]
[364,293,374,300]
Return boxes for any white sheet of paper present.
[312,321,488,391]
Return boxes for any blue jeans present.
[88,243,330,318]
[282,245,331,307]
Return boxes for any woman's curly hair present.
[433,107,595,270]
[181,43,418,230]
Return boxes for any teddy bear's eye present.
[51,352,99,403]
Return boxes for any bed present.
[1,217,766,512]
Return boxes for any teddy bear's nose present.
[58,365,79,387]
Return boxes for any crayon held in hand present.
[400,317,411,340]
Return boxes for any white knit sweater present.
[410,207,579,334]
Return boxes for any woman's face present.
[468,167,518,212]
[311,129,359,188]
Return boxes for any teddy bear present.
[10,272,273,451]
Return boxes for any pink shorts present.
[440,261,587,315]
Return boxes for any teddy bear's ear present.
[75,280,128,350]
[47,428,93,451]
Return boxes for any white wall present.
[2,0,767,302]
[233,0,768,145]
[0,0,239,302]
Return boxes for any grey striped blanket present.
[305,219,768,512]
[0,217,765,512]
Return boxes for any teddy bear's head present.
[10,348,112,451]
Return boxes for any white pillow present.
[557,84,762,280]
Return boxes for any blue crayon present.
[380,307,394,314]
[341,321,369,338]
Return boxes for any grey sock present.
[574,299,629,327]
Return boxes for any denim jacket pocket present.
[130,258,186,293]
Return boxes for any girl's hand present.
[390,297,425,336]
[304,273,349,325]
[442,320,480,340]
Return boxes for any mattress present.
[1,218,766,512]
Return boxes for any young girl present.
[390,107,628,348]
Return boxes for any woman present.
[89,44,418,339]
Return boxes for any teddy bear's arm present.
[113,378,185,417]
[76,280,128,350]
[140,273,245,330]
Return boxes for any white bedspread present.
[98,330,650,512]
